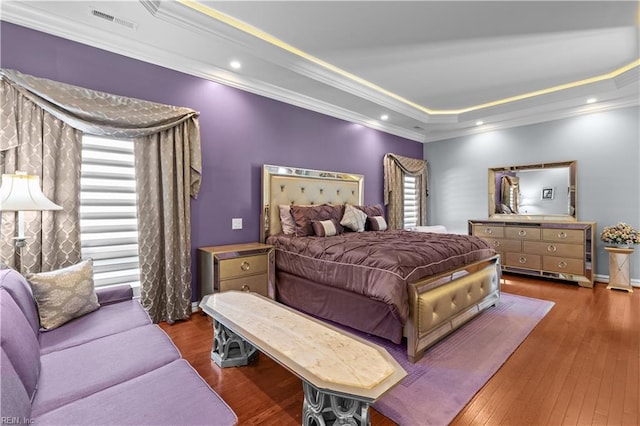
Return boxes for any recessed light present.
[476,120,484,126]
[380,114,389,121]
[230,60,242,70]
[586,97,597,104]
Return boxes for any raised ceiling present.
[2,1,639,142]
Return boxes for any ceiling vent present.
[89,7,138,30]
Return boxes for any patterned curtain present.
[383,153,428,230]
[0,69,202,323]
[0,79,82,273]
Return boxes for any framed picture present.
[542,187,554,200]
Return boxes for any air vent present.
[89,7,138,30]
[413,126,424,131]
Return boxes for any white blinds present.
[403,175,418,229]
[80,135,140,288]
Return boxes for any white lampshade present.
[0,173,63,211]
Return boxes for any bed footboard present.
[405,255,501,363]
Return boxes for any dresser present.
[469,220,596,288]
[197,243,275,299]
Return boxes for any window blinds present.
[80,135,140,288]
[403,175,418,229]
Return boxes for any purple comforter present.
[267,230,495,324]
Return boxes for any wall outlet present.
[231,218,243,230]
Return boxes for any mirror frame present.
[488,160,577,221]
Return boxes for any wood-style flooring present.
[160,274,640,425]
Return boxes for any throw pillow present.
[26,259,100,330]
[279,205,296,234]
[369,216,388,231]
[340,204,368,232]
[312,219,339,237]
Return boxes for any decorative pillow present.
[369,216,388,231]
[312,220,339,237]
[26,259,100,330]
[340,204,368,232]
[279,205,296,234]
[355,205,385,230]
[290,204,345,237]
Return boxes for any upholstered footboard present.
[405,255,501,362]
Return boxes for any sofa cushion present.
[27,259,100,330]
[0,348,32,420]
[0,269,40,335]
[32,325,181,417]
[39,299,151,354]
[34,360,238,426]
[0,288,40,402]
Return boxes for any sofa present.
[0,268,237,425]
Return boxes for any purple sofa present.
[0,268,237,425]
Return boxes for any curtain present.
[0,68,202,323]
[0,78,82,273]
[383,153,428,230]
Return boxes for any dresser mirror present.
[488,161,577,220]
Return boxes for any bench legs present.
[211,321,258,367]
[302,382,370,426]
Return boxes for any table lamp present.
[0,172,62,248]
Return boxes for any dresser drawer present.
[543,256,584,275]
[523,241,584,258]
[505,252,541,270]
[473,225,504,238]
[218,273,269,297]
[482,238,522,252]
[505,227,541,240]
[542,228,584,244]
[219,255,268,280]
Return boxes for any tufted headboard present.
[261,165,364,242]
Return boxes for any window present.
[403,175,419,229]
[80,135,140,288]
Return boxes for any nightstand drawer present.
[218,274,269,297]
[219,255,268,280]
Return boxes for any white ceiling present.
[2,1,639,142]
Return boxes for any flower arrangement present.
[600,222,640,246]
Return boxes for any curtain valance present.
[0,68,201,197]
[383,153,429,229]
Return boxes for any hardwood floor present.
[160,274,639,425]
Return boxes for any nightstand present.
[197,243,275,299]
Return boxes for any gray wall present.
[424,106,640,282]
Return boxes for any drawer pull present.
[557,231,567,239]
[240,261,251,271]
[558,261,568,269]
[241,285,251,292]
[519,256,527,264]
[493,240,500,247]
[547,244,557,253]
[485,228,493,235]
[518,230,527,237]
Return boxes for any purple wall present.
[1,22,423,298]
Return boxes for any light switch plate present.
[232,218,243,230]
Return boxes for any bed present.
[261,164,501,362]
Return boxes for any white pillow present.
[279,205,296,234]
[340,204,367,232]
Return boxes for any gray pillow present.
[27,259,100,330]
[340,204,368,232]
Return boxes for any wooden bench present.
[200,291,406,426]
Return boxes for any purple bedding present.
[267,230,495,325]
